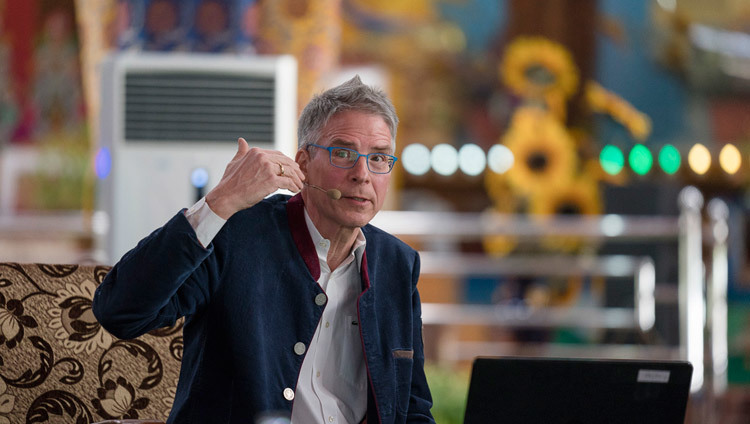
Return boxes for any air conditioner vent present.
[124,72,275,143]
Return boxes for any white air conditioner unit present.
[96,52,297,263]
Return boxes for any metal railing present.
[371,186,728,401]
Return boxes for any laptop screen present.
[463,357,693,424]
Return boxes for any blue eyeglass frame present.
[307,143,398,174]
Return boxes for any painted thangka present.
[1,1,85,145]
[1,0,88,211]
[115,0,260,54]
[113,0,340,109]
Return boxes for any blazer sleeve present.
[407,252,436,423]
[92,210,222,339]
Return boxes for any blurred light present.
[438,22,466,53]
[719,144,741,174]
[458,144,486,176]
[657,0,676,12]
[628,145,653,175]
[658,144,681,175]
[95,147,111,179]
[487,144,514,174]
[431,143,459,176]
[190,167,209,188]
[690,24,750,59]
[599,145,624,175]
[601,214,625,237]
[402,144,431,176]
[688,144,711,175]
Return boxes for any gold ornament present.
[500,36,580,100]
[585,81,652,141]
[502,107,578,196]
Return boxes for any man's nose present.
[349,156,370,181]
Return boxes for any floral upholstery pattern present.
[0,263,182,423]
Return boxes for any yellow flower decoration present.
[585,81,652,141]
[544,90,567,122]
[529,176,602,252]
[500,36,580,100]
[502,107,578,195]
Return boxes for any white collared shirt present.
[291,210,367,424]
[185,198,367,423]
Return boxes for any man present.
[93,76,435,424]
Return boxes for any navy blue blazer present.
[93,194,435,423]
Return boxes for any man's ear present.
[295,148,309,175]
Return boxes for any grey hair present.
[297,75,398,152]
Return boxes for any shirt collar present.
[303,208,366,268]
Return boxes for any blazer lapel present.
[285,194,321,280]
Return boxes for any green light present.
[629,144,653,175]
[600,145,624,175]
[658,144,681,175]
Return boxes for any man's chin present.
[338,213,375,229]
[343,219,370,229]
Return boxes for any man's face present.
[296,110,393,236]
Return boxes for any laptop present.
[463,357,693,424]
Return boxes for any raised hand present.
[205,138,305,219]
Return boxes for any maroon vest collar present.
[286,194,321,280]
[285,194,371,290]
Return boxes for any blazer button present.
[294,342,306,355]
[283,387,295,401]
[315,293,327,306]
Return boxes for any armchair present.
[0,263,182,424]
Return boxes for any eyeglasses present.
[307,144,398,174]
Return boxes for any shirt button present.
[325,322,330,328]
[316,371,321,378]
[283,388,295,401]
[293,342,306,355]
[328,416,334,422]
[315,293,327,306]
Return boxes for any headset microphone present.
[303,182,342,200]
